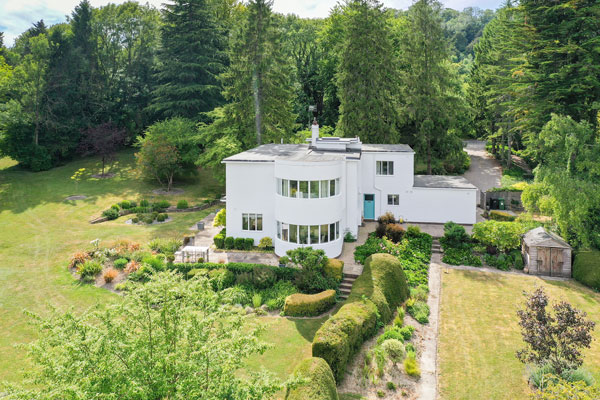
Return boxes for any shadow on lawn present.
[453,268,508,287]
[292,316,329,342]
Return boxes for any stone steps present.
[432,239,442,254]
[339,273,360,300]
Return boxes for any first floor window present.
[310,225,319,244]
[242,213,263,231]
[376,160,394,176]
[299,225,308,244]
[387,194,399,205]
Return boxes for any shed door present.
[550,248,563,277]
[537,247,550,275]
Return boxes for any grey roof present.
[413,175,478,190]
[222,144,359,163]
[523,227,571,249]
[362,144,414,153]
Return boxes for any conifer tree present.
[149,0,227,121]
[336,0,399,143]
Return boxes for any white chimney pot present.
[311,119,319,147]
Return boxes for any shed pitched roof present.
[523,227,571,249]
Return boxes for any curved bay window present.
[277,178,340,198]
[277,221,340,244]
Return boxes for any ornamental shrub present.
[472,220,530,252]
[283,290,336,317]
[244,238,254,250]
[139,199,149,207]
[378,212,396,225]
[213,208,226,227]
[224,237,234,250]
[324,259,344,282]
[79,260,102,279]
[406,225,421,238]
[176,199,188,209]
[213,234,225,249]
[119,200,132,209]
[252,266,276,289]
[69,251,90,268]
[113,258,128,270]
[285,357,339,400]
[154,200,171,210]
[103,268,118,283]
[156,213,167,222]
[385,223,405,243]
[382,339,405,363]
[111,204,120,211]
[407,298,429,324]
[376,327,405,345]
[404,352,420,377]
[441,221,470,248]
[258,237,273,249]
[234,238,245,250]
[102,208,119,220]
[573,251,600,291]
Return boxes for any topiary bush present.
[244,238,254,250]
[156,213,167,222]
[283,290,337,317]
[233,237,245,250]
[102,208,119,220]
[213,233,225,249]
[140,199,149,207]
[573,251,600,291]
[324,259,344,282]
[285,357,339,400]
[224,237,234,250]
[119,200,132,209]
[176,199,189,209]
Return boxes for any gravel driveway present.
[463,140,502,193]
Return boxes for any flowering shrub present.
[69,251,90,268]
[103,268,118,283]
[125,260,140,274]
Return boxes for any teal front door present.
[364,194,375,220]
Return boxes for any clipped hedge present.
[285,357,339,400]
[312,253,409,382]
[283,290,336,317]
[324,259,344,282]
[573,251,600,291]
[168,262,298,282]
[347,253,410,323]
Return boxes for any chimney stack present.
[311,118,319,148]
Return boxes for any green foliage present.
[234,237,245,250]
[102,208,119,220]
[442,247,482,267]
[213,233,225,249]
[381,339,405,363]
[287,247,337,293]
[441,221,470,248]
[529,376,600,400]
[573,251,600,291]
[176,199,188,209]
[113,258,128,270]
[224,236,234,249]
[251,293,262,308]
[472,220,531,252]
[489,210,517,222]
[139,199,149,207]
[376,327,405,345]
[213,208,226,228]
[258,237,273,249]
[78,260,102,279]
[404,352,420,377]
[324,259,344,282]
[4,273,283,398]
[406,298,429,324]
[169,261,298,284]
[156,213,168,222]
[147,238,182,256]
[283,290,337,317]
[285,357,339,400]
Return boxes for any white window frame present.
[242,213,263,231]
[376,161,394,176]
[387,194,399,205]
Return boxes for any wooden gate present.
[536,247,563,277]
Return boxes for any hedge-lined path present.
[415,253,442,400]
[339,222,377,276]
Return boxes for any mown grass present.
[0,151,223,382]
[438,269,600,400]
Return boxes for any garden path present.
[415,253,442,400]
[462,140,502,193]
[338,222,377,275]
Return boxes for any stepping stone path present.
[339,272,360,300]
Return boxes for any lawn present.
[438,269,600,400]
[0,151,226,382]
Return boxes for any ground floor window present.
[277,220,340,244]
[387,194,399,205]
[242,213,263,231]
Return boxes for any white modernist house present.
[223,122,477,257]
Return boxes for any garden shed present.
[522,227,571,277]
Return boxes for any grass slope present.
[0,151,222,382]
[439,269,600,400]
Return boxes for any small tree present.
[136,135,180,191]
[3,272,283,399]
[517,287,595,374]
[213,208,226,227]
[78,122,127,176]
[286,247,335,293]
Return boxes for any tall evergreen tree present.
[400,0,464,174]
[336,0,399,142]
[149,0,227,121]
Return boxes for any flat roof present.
[413,175,478,190]
[362,144,414,153]
[222,144,360,163]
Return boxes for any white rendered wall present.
[359,151,415,221]
[400,187,477,224]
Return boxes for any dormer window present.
[376,161,394,176]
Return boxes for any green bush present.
[147,238,182,255]
[102,208,119,220]
[113,258,128,270]
[406,298,429,324]
[260,281,298,310]
[213,234,225,249]
[442,247,482,267]
[251,266,276,288]
[406,225,421,238]
[140,199,149,207]
[224,236,234,249]
[324,259,344,282]
[382,339,405,362]
[168,261,298,283]
[153,200,170,210]
[376,327,405,345]
[348,254,410,323]
[79,260,102,279]
[283,290,336,317]
[573,251,600,291]
[258,237,273,249]
[404,352,420,377]
[489,210,517,221]
[252,293,262,308]
[484,253,511,271]
[385,223,405,243]
[176,199,189,209]
[441,221,470,248]
[386,382,396,391]
[472,220,532,252]
[132,217,139,224]
[244,238,254,250]
[111,204,120,211]
[285,357,339,400]
[156,213,167,222]
[119,200,132,209]
[233,238,245,250]
[395,307,405,327]
[141,255,165,272]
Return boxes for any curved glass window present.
[277,178,340,198]
[277,221,340,244]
